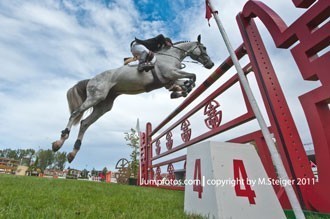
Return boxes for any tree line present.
[0,148,67,172]
[1,128,140,176]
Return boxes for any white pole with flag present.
[136,118,142,186]
[205,0,305,218]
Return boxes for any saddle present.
[134,34,166,52]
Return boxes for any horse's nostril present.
[205,62,214,69]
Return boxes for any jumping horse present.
[52,35,214,162]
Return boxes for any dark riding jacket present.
[134,34,169,52]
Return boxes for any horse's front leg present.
[170,69,196,89]
[162,69,197,98]
[166,79,194,99]
[165,81,186,99]
[171,69,196,82]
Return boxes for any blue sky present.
[133,0,199,35]
[0,0,315,171]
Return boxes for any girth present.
[145,69,164,92]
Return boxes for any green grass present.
[284,210,330,219]
[0,174,329,219]
[0,174,200,219]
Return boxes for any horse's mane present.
[158,40,195,52]
[173,41,190,45]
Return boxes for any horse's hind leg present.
[52,100,96,152]
[52,88,105,152]
[52,128,70,152]
[67,98,115,163]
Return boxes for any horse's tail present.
[67,79,89,126]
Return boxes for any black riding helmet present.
[165,37,173,46]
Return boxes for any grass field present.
[0,174,329,219]
[0,174,198,219]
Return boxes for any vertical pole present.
[136,118,140,183]
[207,0,305,218]
[146,122,153,181]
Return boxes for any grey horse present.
[52,35,214,163]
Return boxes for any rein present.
[156,43,200,63]
[172,44,199,57]
[156,51,182,62]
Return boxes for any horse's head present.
[189,35,214,69]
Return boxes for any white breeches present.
[131,42,156,64]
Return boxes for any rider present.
[125,34,173,72]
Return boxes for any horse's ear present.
[197,34,201,43]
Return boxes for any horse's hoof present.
[52,141,62,152]
[170,92,182,99]
[182,92,188,97]
[184,80,192,87]
[67,153,75,163]
[169,85,182,92]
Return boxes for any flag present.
[205,0,218,26]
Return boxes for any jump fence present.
[139,0,329,213]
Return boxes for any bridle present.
[185,44,209,65]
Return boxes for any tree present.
[18,149,35,165]
[81,169,89,179]
[102,167,108,176]
[3,149,19,159]
[37,149,54,171]
[124,128,140,178]
[0,148,66,172]
[91,168,97,176]
[54,152,67,170]
[0,148,35,165]
[33,156,39,169]
[101,167,108,181]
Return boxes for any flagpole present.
[136,118,142,185]
[206,0,305,218]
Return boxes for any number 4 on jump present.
[193,159,203,199]
[233,159,256,204]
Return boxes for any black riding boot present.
[138,51,154,72]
